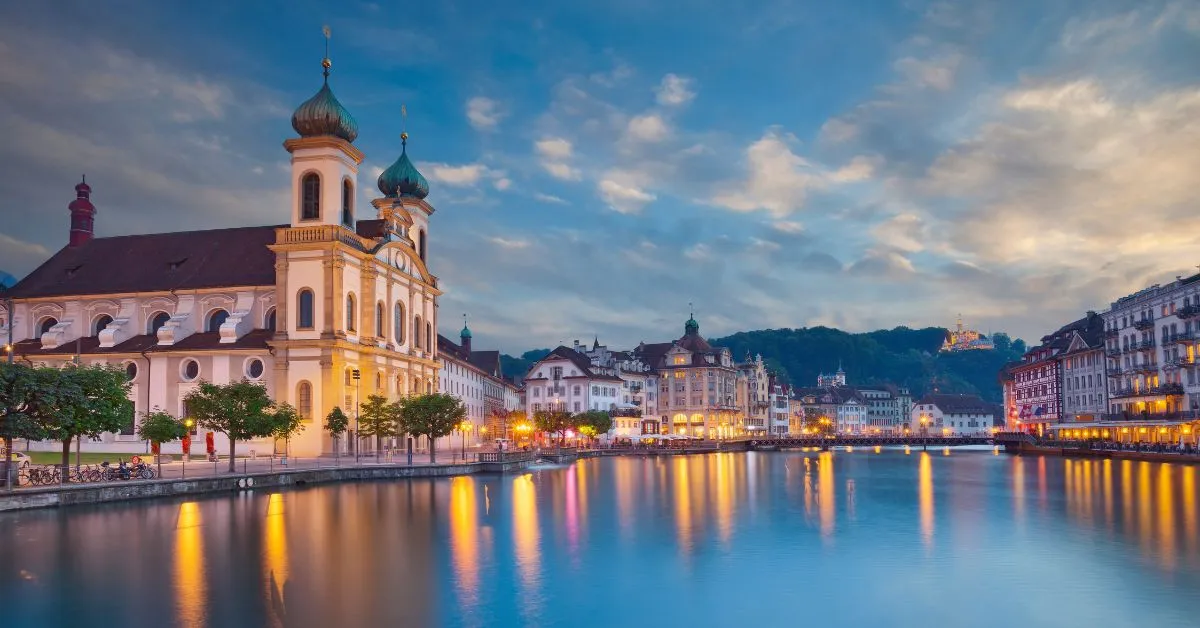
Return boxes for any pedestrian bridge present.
[748,435,993,450]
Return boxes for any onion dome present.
[69,175,94,212]
[460,323,472,339]
[685,315,699,335]
[377,134,429,199]
[291,59,358,143]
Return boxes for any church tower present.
[68,176,95,247]
[284,29,363,229]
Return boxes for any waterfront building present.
[736,353,770,434]
[795,385,867,434]
[1059,312,1107,420]
[635,314,739,438]
[940,316,994,352]
[911,394,998,436]
[767,378,791,436]
[799,367,909,435]
[858,384,912,435]
[523,346,623,417]
[0,53,442,457]
[1007,320,1075,436]
[574,338,659,437]
[437,321,512,446]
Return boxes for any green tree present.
[574,410,613,443]
[534,409,574,445]
[270,403,306,458]
[357,394,397,460]
[397,393,466,464]
[324,406,350,460]
[991,332,1012,353]
[137,409,187,477]
[0,363,45,487]
[184,380,276,472]
[39,365,132,474]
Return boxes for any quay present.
[994,431,1200,464]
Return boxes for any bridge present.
[748,435,993,450]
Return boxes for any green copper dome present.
[685,316,699,335]
[291,64,358,143]
[460,324,472,339]
[377,137,429,199]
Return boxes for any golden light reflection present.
[673,456,693,555]
[1157,464,1176,570]
[264,493,289,627]
[818,452,835,542]
[918,452,934,547]
[1102,459,1114,532]
[615,456,635,540]
[1012,457,1025,523]
[715,454,733,545]
[449,477,479,603]
[512,474,541,592]
[1183,466,1197,559]
[174,502,207,628]
[1137,462,1152,558]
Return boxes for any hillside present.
[710,327,1025,402]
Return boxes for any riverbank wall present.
[0,459,530,514]
[1002,442,1200,465]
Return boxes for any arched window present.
[346,293,357,333]
[297,381,313,419]
[92,314,113,337]
[418,229,427,262]
[414,315,422,348]
[394,302,406,344]
[149,312,171,335]
[264,308,277,332]
[342,179,354,227]
[376,302,385,338]
[301,173,321,221]
[206,309,229,333]
[297,289,314,329]
[38,317,58,336]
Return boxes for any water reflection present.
[3,452,1200,628]
[174,502,207,628]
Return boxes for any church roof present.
[11,330,273,357]
[915,393,994,415]
[7,225,281,299]
[377,137,429,199]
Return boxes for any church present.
[0,49,443,458]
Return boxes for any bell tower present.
[68,175,95,247]
[284,26,363,229]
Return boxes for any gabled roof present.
[7,225,281,299]
[915,393,994,415]
[470,350,502,378]
[528,346,623,382]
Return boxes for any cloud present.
[770,220,805,235]
[598,178,656,214]
[543,162,581,181]
[656,74,695,106]
[493,177,511,191]
[625,114,670,142]
[870,213,925,253]
[489,236,531,250]
[711,129,871,216]
[848,248,916,278]
[420,163,509,190]
[536,137,573,160]
[892,52,962,91]
[465,96,504,131]
[684,243,711,261]
[533,192,568,205]
[0,232,50,275]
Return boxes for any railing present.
[1104,328,1119,338]
[1130,362,1159,374]
[1133,318,1155,331]
[1094,410,1200,422]
[1106,367,1123,376]
[477,451,536,463]
[1137,340,1157,350]
[276,225,374,250]
[1163,331,1195,345]
[1177,304,1200,320]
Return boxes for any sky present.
[1,0,1199,354]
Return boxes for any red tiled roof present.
[7,225,281,299]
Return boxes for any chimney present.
[68,175,95,247]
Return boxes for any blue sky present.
[1,0,1199,353]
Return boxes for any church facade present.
[1,52,442,457]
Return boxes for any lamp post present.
[3,291,13,364]
[460,421,472,462]
[920,415,929,451]
[183,419,194,478]
[352,368,361,463]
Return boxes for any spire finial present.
[401,104,409,147]
[321,25,332,81]
[689,302,694,319]
[81,174,86,183]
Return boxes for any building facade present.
[636,315,739,438]
[736,353,770,433]
[437,322,511,446]
[1,53,442,457]
[1060,313,1107,420]
[523,346,623,417]
[911,394,997,436]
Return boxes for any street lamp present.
[352,368,361,463]
[920,415,929,451]
[183,419,194,478]
[459,420,472,461]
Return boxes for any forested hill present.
[710,326,1026,403]
[500,326,1026,403]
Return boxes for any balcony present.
[1104,328,1118,338]
[1159,382,1185,395]
[1132,318,1155,331]
[1106,366,1123,376]
[1136,339,1156,351]
[1106,347,1122,358]
[1130,362,1159,375]
[1162,331,1195,345]
[1177,304,1200,320]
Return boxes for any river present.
[1,449,1198,627]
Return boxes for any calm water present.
[2,450,1199,628]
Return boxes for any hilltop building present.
[0,49,444,457]
[941,316,994,352]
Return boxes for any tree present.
[991,332,1012,353]
[574,410,612,443]
[39,365,132,473]
[324,406,350,460]
[534,409,574,445]
[1012,338,1028,355]
[357,394,397,460]
[397,393,466,464]
[184,380,276,472]
[0,363,45,488]
[137,409,187,477]
[270,403,306,458]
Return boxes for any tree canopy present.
[397,393,466,463]
[184,380,277,471]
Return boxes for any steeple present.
[290,26,358,143]
[684,303,699,336]
[68,175,95,247]
[377,131,429,199]
[460,313,472,353]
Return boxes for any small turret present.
[68,175,95,247]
